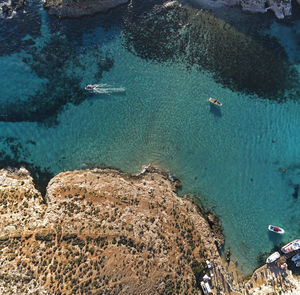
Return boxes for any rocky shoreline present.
[0,166,299,294]
[41,0,294,20]
[43,0,129,18]
[0,0,293,21]
[0,0,26,18]
[0,166,232,294]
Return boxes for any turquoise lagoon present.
[1,1,300,274]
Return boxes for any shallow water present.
[1,1,300,274]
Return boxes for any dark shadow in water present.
[256,243,283,268]
[47,9,124,47]
[209,104,222,118]
[0,34,115,125]
[267,231,283,247]
[292,184,299,199]
[0,136,53,198]
[122,1,299,101]
[0,0,42,56]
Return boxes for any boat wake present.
[85,84,126,95]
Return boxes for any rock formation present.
[0,166,235,294]
[194,0,292,19]
[0,166,299,294]
[41,0,294,20]
[43,0,129,17]
[240,0,291,19]
[0,0,26,18]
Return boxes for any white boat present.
[266,251,280,264]
[85,84,125,94]
[291,253,300,262]
[281,239,300,254]
[85,84,100,91]
[209,97,222,106]
[268,225,285,234]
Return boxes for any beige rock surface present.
[0,166,233,294]
[0,166,299,294]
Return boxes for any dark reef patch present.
[122,2,298,100]
[0,137,53,197]
[46,2,126,47]
[292,184,299,199]
[0,0,41,56]
[0,35,114,124]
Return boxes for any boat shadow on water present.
[268,231,283,246]
[209,104,222,118]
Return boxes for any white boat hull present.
[268,225,285,234]
[266,251,280,264]
[281,239,300,254]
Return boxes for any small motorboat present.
[266,251,280,264]
[209,97,222,106]
[281,239,300,254]
[268,225,285,234]
[85,84,97,91]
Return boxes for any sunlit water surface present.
[1,1,300,274]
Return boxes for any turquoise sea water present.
[1,1,300,274]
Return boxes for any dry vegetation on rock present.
[0,167,225,294]
[3,167,297,295]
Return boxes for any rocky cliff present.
[0,166,299,294]
[43,0,129,17]
[0,166,235,295]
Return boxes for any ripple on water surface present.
[0,1,300,275]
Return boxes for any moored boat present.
[291,253,300,262]
[268,225,285,234]
[209,97,222,106]
[281,239,300,254]
[266,251,280,264]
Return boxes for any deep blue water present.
[1,0,300,274]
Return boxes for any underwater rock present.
[0,35,113,124]
[206,213,225,249]
[292,184,299,199]
[122,2,298,100]
[43,0,129,17]
[11,0,26,11]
